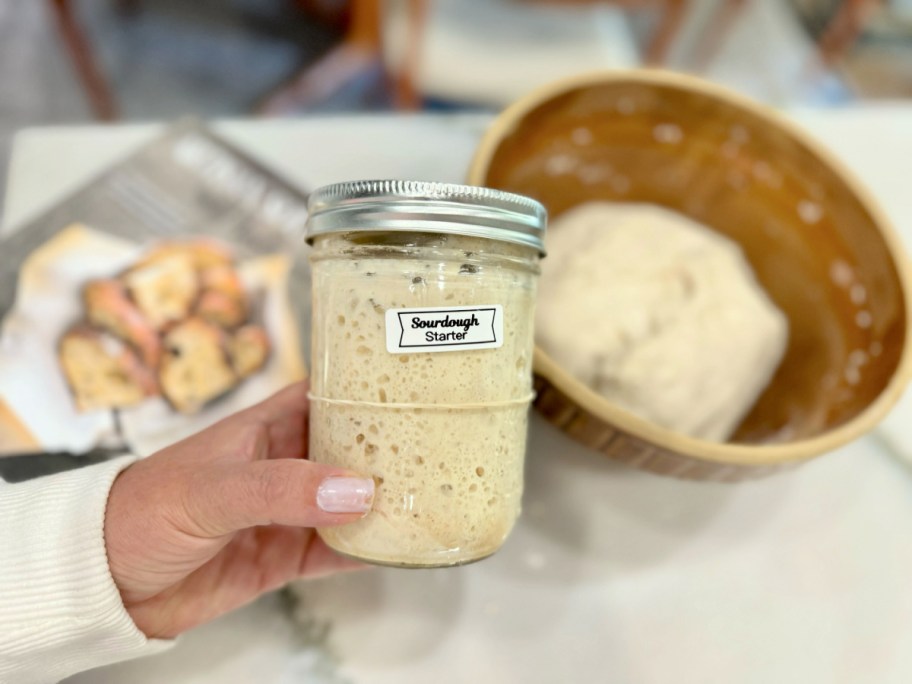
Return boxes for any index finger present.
[243,381,310,460]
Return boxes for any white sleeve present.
[0,456,173,684]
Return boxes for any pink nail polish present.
[317,477,375,514]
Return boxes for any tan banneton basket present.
[468,70,912,481]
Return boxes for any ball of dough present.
[536,201,788,442]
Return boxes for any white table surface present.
[3,110,912,684]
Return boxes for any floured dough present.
[537,201,789,442]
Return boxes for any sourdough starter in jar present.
[305,181,545,567]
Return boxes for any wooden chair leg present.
[48,0,119,121]
[691,0,751,72]
[390,0,428,110]
[644,0,689,65]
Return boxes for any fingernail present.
[317,477,374,514]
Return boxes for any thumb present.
[185,459,375,538]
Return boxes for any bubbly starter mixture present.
[310,234,538,567]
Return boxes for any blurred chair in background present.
[260,0,753,113]
[47,0,348,121]
[50,0,751,119]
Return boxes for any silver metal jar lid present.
[305,180,547,255]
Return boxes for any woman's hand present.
[104,381,373,638]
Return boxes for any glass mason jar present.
[305,180,546,567]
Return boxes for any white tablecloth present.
[2,110,911,684]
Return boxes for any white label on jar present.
[385,305,503,354]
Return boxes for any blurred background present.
[1,0,911,212]
[1,4,911,681]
